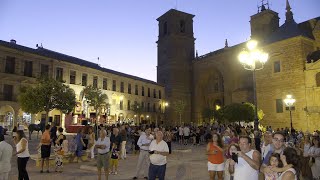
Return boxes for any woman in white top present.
[278,147,300,180]
[14,130,30,180]
[308,137,320,179]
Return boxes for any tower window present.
[112,80,117,91]
[163,21,168,35]
[180,20,186,33]
[70,70,76,84]
[120,82,124,93]
[316,73,320,87]
[274,61,281,73]
[93,76,98,88]
[5,56,15,74]
[56,67,63,82]
[82,74,87,86]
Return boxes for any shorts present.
[208,161,224,171]
[97,153,110,169]
[110,158,119,167]
[41,145,51,158]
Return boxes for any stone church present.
[157,1,320,131]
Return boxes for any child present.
[264,153,283,180]
[109,143,119,175]
[54,136,65,172]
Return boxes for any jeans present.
[148,163,166,180]
[17,157,29,180]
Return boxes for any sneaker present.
[132,177,138,180]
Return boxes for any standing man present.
[119,125,127,159]
[183,125,190,145]
[148,131,169,180]
[229,136,261,180]
[0,134,13,180]
[261,131,272,162]
[133,127,154,180]
[39,124,51,173]
[95,130,110,180]
[110,128,122,151]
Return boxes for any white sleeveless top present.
[278,168,297,180]
[16,138,30,158]
[303,143,311,157]
[234,150,259,180]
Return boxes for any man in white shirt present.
[0,134,13,180]
[133,127,154,180]
[229,136,261,180]
[95,130,110,180]
[178,126,183,144]
[183,126,190,145]
[148,131,169,180]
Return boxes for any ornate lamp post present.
[283,94,296,130]
[238,40,268,131]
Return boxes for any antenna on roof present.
[174,0,178,10]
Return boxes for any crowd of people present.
[0,122,319,180]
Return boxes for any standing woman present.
[309,136,320,179]
[14,130,30,180]
[299,135,312,179]
[207,133,224,180]
[87,126,95,160]
[75,128,86,162]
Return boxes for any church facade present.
[157,2,320,131]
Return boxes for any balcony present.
[0,93,17,102]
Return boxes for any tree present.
[131,101,144,124]
[223,102,264,125]
[83,85,108,122]
[223,103,253,125]
[173,100,186,125]
[19,77,76,124]
[202,107,213,123]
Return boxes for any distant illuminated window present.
[274,61,281,73]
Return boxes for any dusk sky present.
[0,0,319,82]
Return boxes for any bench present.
[30,152,88,167]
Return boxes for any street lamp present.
[238,40,268,131]
[284,94,296,130]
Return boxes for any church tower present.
[156,9,195,125]
[250,2,280,41]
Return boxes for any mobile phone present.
[231,153,238,163]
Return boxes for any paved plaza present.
[6,132,209,180]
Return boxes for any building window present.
[70,71,76,84]
[128,83,131,94]
[153,103,156,112]
[82,74,87,86]
[40,64,49,77]
[274,61,281,73]
[163,21,168,35]
[180,20,186,33]
[24,61,33,77]
[127,100,131,110]
[159,104,162,113]
[153,89,156,98]
[148,88,150,97]
[120,82,124,93]
[103,78,107,90]
[120,100,123,110]
[142,87,145,96]
[135,85,138,95]
[3,84,13,101]
[159,90,162,99]
[93,76,98,88]
[141,102,145,111]
[316,73,320,87]
[276,99,283,113]
[112,80,116,91]
[147,103,150,112]
[56,67,63,81]
[5,56,15,74]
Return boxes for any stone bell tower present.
[156,9,195,125]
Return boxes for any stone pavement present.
[6,133,210,180]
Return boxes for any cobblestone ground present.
[6,132,209,180]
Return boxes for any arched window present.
[180,20,185,33]
[316,72,320,87]
[163,21,168,35]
